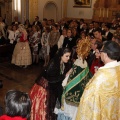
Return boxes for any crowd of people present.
[0,15,120,120]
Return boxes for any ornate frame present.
[73,0,91,8]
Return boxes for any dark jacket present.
[44,58,65,83]
[86,50,96,68]
[32,21,41,27]
[62,37,74,50]
[0,36,6,45]
[106,32,113,41]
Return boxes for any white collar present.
[74,57,87,68]
[99,61,120,69]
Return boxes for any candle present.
[106,8,109,18]
[99,8,101,17]
[103,8,104,18]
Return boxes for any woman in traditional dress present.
[56,37,92,120]
[76,41,120,120]
[11,24,32,68]
[30,47,72,120]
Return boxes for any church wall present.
[38,0,62,22]
[66,0,96,19]
[29,0,96,23]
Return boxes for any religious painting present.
[74,0,91,8]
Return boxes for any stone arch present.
[43,1,58,22]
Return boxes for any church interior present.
[0,0,120,119]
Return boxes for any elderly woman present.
[11,24,32,68]
[0,90,31,120]
[76,41,120,120]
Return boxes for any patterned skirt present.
[30,77,49,120]
[11,42,32,66]
[30,77,59,120]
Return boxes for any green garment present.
[62,64,92,107]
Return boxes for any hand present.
[66,68,72,77]
[94,66,99,73]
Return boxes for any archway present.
[43,1,57,22]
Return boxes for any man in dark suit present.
[88,22,94,36]
[86,38,97,68]
[93,28,106,42]
[32,16,41,27]
[104,24,113,41]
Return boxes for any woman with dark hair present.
[76,41,120,120]
[48,24,60,59]
[56,38,92,120]
[30,47,72,120]
[24,19,31,30]
[40,26,51,66]
[62,29,74,50]
[90,40,104,75]
[0,90,31,120]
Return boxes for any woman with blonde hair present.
[11,24,32,68]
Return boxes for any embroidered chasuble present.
[76,63,120,120]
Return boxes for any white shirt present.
[8,30,19,44]
[105,31,109,37]
[57,35,65,48]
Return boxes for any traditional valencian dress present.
[30,52,72,120]
[76,61,120,120]
[11,32,32,66]
[56,58,92,120]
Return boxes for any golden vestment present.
[76,61,120,120]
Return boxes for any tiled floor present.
[0,61,43,113]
